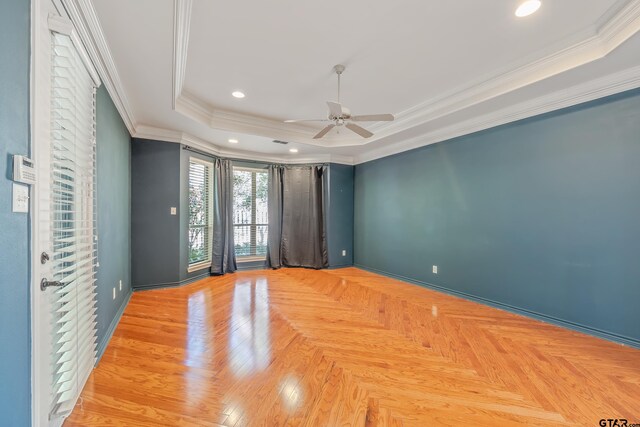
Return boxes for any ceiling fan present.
[284,64,395,139]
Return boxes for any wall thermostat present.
[13,155,36,185]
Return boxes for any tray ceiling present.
[86,0,640,163]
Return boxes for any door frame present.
[30,0,101,425]
[30,0,52,424]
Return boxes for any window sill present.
[188,261,211,273]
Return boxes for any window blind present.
[49,31,98,417]
[233,168,268,258]
[188,159,213,268]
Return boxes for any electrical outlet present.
[341,250,347,256]
[432,265,438,274]
[170,207,177,215]
[112,287,116,300]
[119,280,122,291]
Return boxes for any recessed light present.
[515,0,541,17]
[289,148,298,153]
[228,138,238,144]
[232,91,245,98]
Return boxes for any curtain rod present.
[182,145,328,167]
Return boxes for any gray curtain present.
[266,165,283,268]
[267,165,328,269]
[211,158,237,274]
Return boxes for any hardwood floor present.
[65,267,640,426]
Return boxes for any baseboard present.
[355,264,640,349]
[133,271,211,292]
[328,263,354,270]
[96,290,132,364]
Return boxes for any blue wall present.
[354,89,640,346]
[327,164,354,267]
[132,142,218,289]
[131,138,181,289]
[0,0,32,424]
[95,86,132,358]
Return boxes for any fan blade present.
[284,119,329,123]
[351,113,394,122]
[327,101,343,117]
[346,123,374,138]
[313,124,336,139]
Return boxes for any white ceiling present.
[87,0,640,164]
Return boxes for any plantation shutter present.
[49,31,98,417]
[232,168,269,258]
[188,159,213,268]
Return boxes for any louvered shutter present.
[188,158,213,269]
[49,31,98,417]
[232,168,268,258]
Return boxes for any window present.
[188,158,213,270]
[233,167,268,258]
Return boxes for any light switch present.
[12,183,29,213]
[170,207,177,215]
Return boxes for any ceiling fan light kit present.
[284,64,395,139]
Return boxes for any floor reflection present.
[186,290,210,364]
[279,374,303,412]
[229,278,271,377]
[185,290,211,404]
[221,401,244,426]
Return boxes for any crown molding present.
[64,0,136,134]
[598,0,640,51]
[132,124,184,144]
[139,61,640,167]
[172,0,192,109]
[215,150,355,165]
[170,4,362,148]
[170,3,311,141]
[81,0,640,164]
[355,64,640,164]
[133,124,355,165]
[369,0,640,140]
[170,0,640,148]
[175,92,362,148]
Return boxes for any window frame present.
[233,166,268,260]
[187,157,214,272]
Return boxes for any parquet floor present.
[65,267,640,426]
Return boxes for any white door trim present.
[30,0,39,423]
[30,0,50,424]
[30,0,99,425]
